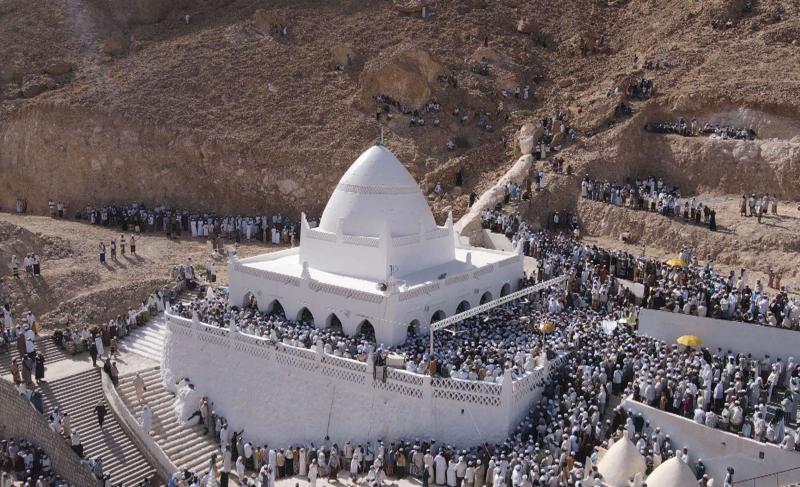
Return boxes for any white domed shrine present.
[227,144,524,345]
[597,437,647,487]
[644,457,698,487]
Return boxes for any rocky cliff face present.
[1,0,798,223]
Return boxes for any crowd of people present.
[73,201,301,246]
[644,118,756,140]
[7,254,43,279]
[740,193,779,223]
[1,437,68,486]
[579,176,718,230]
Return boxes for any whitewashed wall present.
[638,309,800,361]
[161,313,555,448]
[228,252,524,346]
[623,399,800,486]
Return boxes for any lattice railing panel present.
[432,389,501,407]
[320,364,367,385]
[386,368,424,387]
[374,379,423,398]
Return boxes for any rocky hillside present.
[0,0,798,223]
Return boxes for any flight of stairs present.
[117,286,206,363]
[39,368,157,486]
[0,333,72,377]
[117,366,223,476]
[117,315,166,363]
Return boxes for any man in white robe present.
[434,452,447,485]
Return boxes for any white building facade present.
[227,145,524,346]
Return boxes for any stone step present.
[0,333,73,376]
[117,367,224,475]
[38,368,158,485]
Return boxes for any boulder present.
[3,84,22,100]
[252,9,285,34]
[277,178,299,195]
[45,61,73,76]
[102,37,129,56]
[360,48,446,109]
[330,45,356,67]
[516,18,535,34]
[517,123,545,154]
[21,75,56,98]
[393,0,423,14]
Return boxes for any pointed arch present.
[357,320,376,341]
[267,299,285,317]
[243,292,258,310]
[326,313,343,334]
[297,307,314,324]
[480,291,494,305]
[456,300,471,314]
[500,283,512,297]
[430,310,446,324]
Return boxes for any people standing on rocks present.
[120,235,126,255]
[130,234,137,255]
[99,241,106,264]
[109,239,117,260]
[10,255,19,278]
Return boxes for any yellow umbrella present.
[677,335,702,347]
[665,258,687,268]
[539,322,555,334]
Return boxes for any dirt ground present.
[0,212,281,331]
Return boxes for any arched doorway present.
[297,307,314,324]
[407,319,421,338]
[456,300,471,313]
[430,310,446,324]
[243,292,258,310]
[326,313,343,334]
[480,291,493,305]
[500,283,511,297]
[357,320,376,341]
[267,300,285,318]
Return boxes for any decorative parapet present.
[165,313,550,410]
[307,280,385,304]
[398,281,441,301]
[232,261,301,287]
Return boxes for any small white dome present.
[645,457,698,487]
[318,145,437,238]
[597,437,647,487]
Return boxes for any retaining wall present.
[638,309,800,360]
[161,313,556,448]
[0,380,100,486]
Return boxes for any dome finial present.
[376,127,385,146]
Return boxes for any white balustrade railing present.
[164,312,568,409]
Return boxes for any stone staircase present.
[39,368,157,486]
[117,366,223,476]
[0,333,73,377]
[117,286,206,364]
[117,315,166,363]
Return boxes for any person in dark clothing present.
[89,342,98,367]
[34,352,45,384]
[94,402,108,428]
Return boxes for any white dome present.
[645,458,698,487]
[597,438,647,487]
[318,145,437,238]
